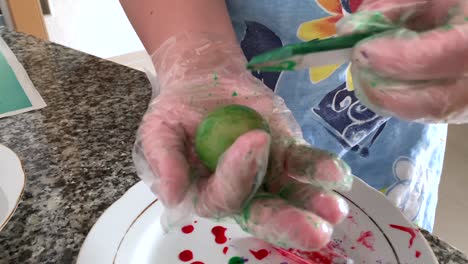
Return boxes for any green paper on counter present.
[0,50,33,114]
[0,36,45,118]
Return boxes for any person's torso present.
[226,0,447,231]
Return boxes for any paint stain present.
[194,220,198,223]
[442,24,454,31]
[275,248,311,264]
[232,91,238,97]
[191,262,205,264]
[211,226,227,244]
[327,240,346,256]
[350,246,355,250]
[213,72,218,81]
[356,231,375,251]
[249,249,269,260]
[361,50,369,58]
[274,247,350,264]
[228,256,246,264]
[223,246,229,254]
[179,250,193,262]
[415,250,421,258]
[389,224,418,248]
[346,215,357,225]
[181,225,194,234]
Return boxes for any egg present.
[195,105,270,171]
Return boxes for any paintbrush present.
[246,31,383,72]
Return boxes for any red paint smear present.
[308,252,333,264]
[179,250,193,262]
[274,246,350,264]
[389,224,419,248]
[181,225,194,234]
[191,262,204,264]
[346,215,357,225]
[194,220,198,223]
[274,247,320,264]
[211,226,227,244]
[249,249,269,260]
[356,231,375,251]
[223,247,228,255]
[415,250,421,258]
[350,246,355,250]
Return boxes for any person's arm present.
[120,0,238,54]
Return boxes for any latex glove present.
[133,33,353,250]
[337,0,468,123]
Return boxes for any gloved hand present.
[133,33,353,250]
[337,0,468,123]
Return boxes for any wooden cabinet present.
[4,0,48,40]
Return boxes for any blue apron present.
[227,0,447,231]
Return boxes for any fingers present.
[277,182,349,225]
[235,195,333,250]
[270,142,353,191]
[195,130,271,218]
[337,0,430,35]
[337,0,463,34]
[353,68,468,123]
[351,24,468,81]
[346,0,458,28]
[357,0,429,22]
[139,113,191,207]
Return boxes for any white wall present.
[44,0,144,58]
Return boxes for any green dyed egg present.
[195,104,270,171]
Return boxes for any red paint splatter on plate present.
[211,226,227,244]
[181,225,194,234]
[223,246,229,254]
[249,249,269,260]
[389,224,419,248]
[415,250,421,258]
[346,215,357,225]
[191,262,204,264]
[356,231,375,251]
[350,246,355,250]
[179,250,193,262]
[274,246,350,264]
[274,247,319,264]
[327,239,347,256]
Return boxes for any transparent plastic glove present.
[133,33,353,250]
[337,0,468,123]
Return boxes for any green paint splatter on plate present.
[232,91,238,97]
[228,256,245,264]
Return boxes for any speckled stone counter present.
[0,30,466,264]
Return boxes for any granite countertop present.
[0,30,466,264]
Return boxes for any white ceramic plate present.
[0,144,25,231]
[78,178,437,264]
